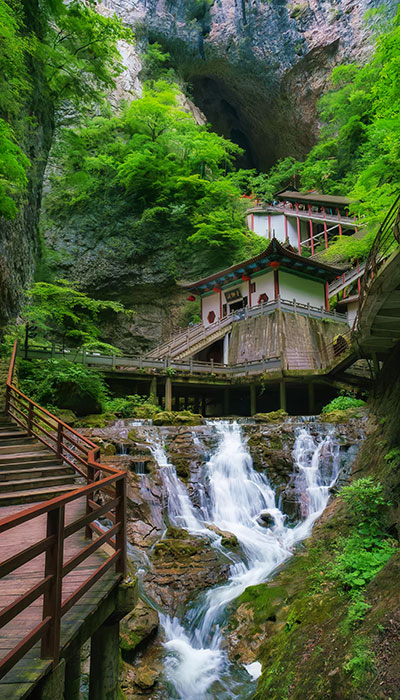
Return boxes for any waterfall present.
[149,421,342,699]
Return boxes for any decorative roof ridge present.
[177,238,349,290]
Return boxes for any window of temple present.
[250,282,256,293]
[258,293,269,304]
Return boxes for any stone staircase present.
[0,415,80,505]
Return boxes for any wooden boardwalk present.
[0,497,120,699]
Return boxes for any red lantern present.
[207,310,216,324]
[187,295,196,302]
[270,261,280,270]
[242,274,250,281]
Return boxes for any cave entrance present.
[191,76,257,169]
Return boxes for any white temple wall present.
[278,271,325,306]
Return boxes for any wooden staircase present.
[0,415,79,505]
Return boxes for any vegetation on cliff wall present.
[0,0,133,327]
[42,67,264,282]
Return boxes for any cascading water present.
[149,421,342,699]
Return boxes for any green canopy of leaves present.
[44,78,263,275]
[22,280,131,352]
[0,0,133,220]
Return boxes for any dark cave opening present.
[191,76,259,170]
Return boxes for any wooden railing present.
[357,194,400,324]
[0,341,127,679]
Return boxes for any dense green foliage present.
[43,75,264,276]
[19,358,108,415]
[233,9,400,261]
[20,280,130,352]
[329,479,395,644]
[321,395,366,414]
[0,0,132,221]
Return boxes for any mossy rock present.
[153,410,204,426]
[55,409,77,426]
[174,458,190,480]
[75,412,116,428]
[153,411,175,425]
[134,404,159,419]
[253,410,288,423]
[235,583,288,625]
[127,429,139,441]
[173,410,205,425]
[102,442,117,456]
[319,408,362,423]
[153,538,199,559]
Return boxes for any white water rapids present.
[148,421,341,699]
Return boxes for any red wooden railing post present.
[27,403,34,436]
[115,476,127,578]
[56,423,63,459]
[5,386,10,415]
[41,505,65,660]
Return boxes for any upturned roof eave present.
[178,238,349,292]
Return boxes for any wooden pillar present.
[325,282,329,311]
[184,396,189,410]
[308,205,314,254]
[174,393,179,411]
[248,279,252,307]
[224,388,230,416]
[342,274,346,298]
[194,394,200,414]
[165,377,172,412]
[337,208,342,236]
[296,215,302,255]
[274,270,280,300]
[89,619,119,700]
[251,213,254,231]
[201,395,206,417]
[250,384,256,416]
[149,377,157,405]
[322,206,328,249]
[279,381,286,411]
[65,647,81,700]
[308,383,315,415]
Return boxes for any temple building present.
[180,238,347,328]
[245,189,357,254]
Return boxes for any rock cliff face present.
[101,0,396,169]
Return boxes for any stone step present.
[0,443,46,455]
[0,436,36,446]
[0,458,63,471]
[0,483,80,506]
[0,445,54,465]
[0,474,76,494]
[0,431,29,440]
[0,465,75,482]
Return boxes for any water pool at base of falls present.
[145,420,347,700]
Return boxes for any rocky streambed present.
[80,415,365,699]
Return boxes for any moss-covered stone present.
[75,412,117,428]
[319,408,364,423]
[153,410,205,426]
[253,410,288,423]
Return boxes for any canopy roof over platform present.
[276,190,351,208]
[179,238,347,294]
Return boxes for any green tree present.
[22,280,131,352]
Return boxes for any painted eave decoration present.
[178,238,349,295]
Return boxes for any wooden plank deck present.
[0,498,120,699]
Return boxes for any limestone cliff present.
[102,0,397,169]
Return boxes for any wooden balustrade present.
[0,341,127,680]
